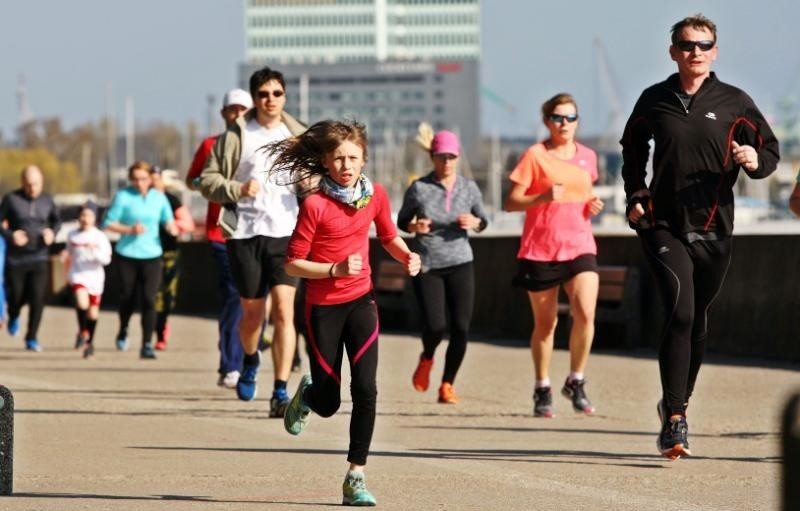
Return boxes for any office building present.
[240,0,481,155]
[244,0,480,64]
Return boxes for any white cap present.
[222,88,252,109]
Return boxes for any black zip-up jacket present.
[620,72,779,241]
[0,189,61,265]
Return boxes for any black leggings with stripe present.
[303,291,379,466]
[639,227,731,416]
[412,261,474,384]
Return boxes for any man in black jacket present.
[620,14,779,460]
[0,165,61,351]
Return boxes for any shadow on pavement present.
[131,444,780,468]
[9,492,338,507]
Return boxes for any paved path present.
[1,307,798,510]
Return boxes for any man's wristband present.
[329,263,335,278]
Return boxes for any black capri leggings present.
[639,227,731,416]
[412,261,475,384]
[115,254,163,347]
[303,292,379,466]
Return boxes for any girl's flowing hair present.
[266,119,368,197]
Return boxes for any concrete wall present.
[81,234,799,362]
[372,233,800,361]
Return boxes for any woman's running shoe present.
[342,470,376,506]
[25,339,43,352]
[561,378,595,414]
[533,387,554,417]
[284,374,312,435]
[437,382,459,404]
[412,354,433,392]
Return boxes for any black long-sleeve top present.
[0,189,61,265]
[620,72,779,241]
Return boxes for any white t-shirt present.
[233,119,298,239]
[67,226,113,295]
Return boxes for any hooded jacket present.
[198,109,306,205]
[620,72,779,241]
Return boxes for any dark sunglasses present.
[548,113,579,124]
[257,90,284,99]
[675,40,715,52]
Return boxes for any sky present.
[2,0,799,141]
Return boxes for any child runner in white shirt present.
[65,201,112,358]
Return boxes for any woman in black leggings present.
[397,130,488,404]
[103,161,177,359]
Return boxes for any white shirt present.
[233,119,298,239]
[67,226,112,295]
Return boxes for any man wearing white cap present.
[186,88,252,389]
[199,67,306,417]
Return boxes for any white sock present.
[535,378,551,389]
[568,372,584,383]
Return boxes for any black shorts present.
[512,254,598,292]
[227,236,298,299]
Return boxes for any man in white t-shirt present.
[199,67,306,416]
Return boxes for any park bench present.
[558,265,642,348]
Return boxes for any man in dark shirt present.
[0,165,61,351]
[620,14,779,460]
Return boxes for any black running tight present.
[115,255,162,347]
[5,261,48,341]
[303,292,379,466]
[639,228,731,416]
[412,262,474,384]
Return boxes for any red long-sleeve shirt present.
[286,183,397,305]
[186,136,224,243]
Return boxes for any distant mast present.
[15,74,35,143]
[16,74,34,125]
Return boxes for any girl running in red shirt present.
[274,120,420,506]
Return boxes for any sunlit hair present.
[128,160,152,180]
[267,119,368,197]
[671,14,717,44]
[541,93,578,122]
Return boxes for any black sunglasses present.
[675,40,715,52]
[548,113,579,123]
[257,90,284,99]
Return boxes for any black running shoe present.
[561,378,595,414]
[657,415,692,460]
[140,343,157,360]
[533,387,554,418]
[74,333,87,350]
[83,343,95,359]
[269,388,290,418]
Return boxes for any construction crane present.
[591,37,628,190]
[592,37,625,151]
